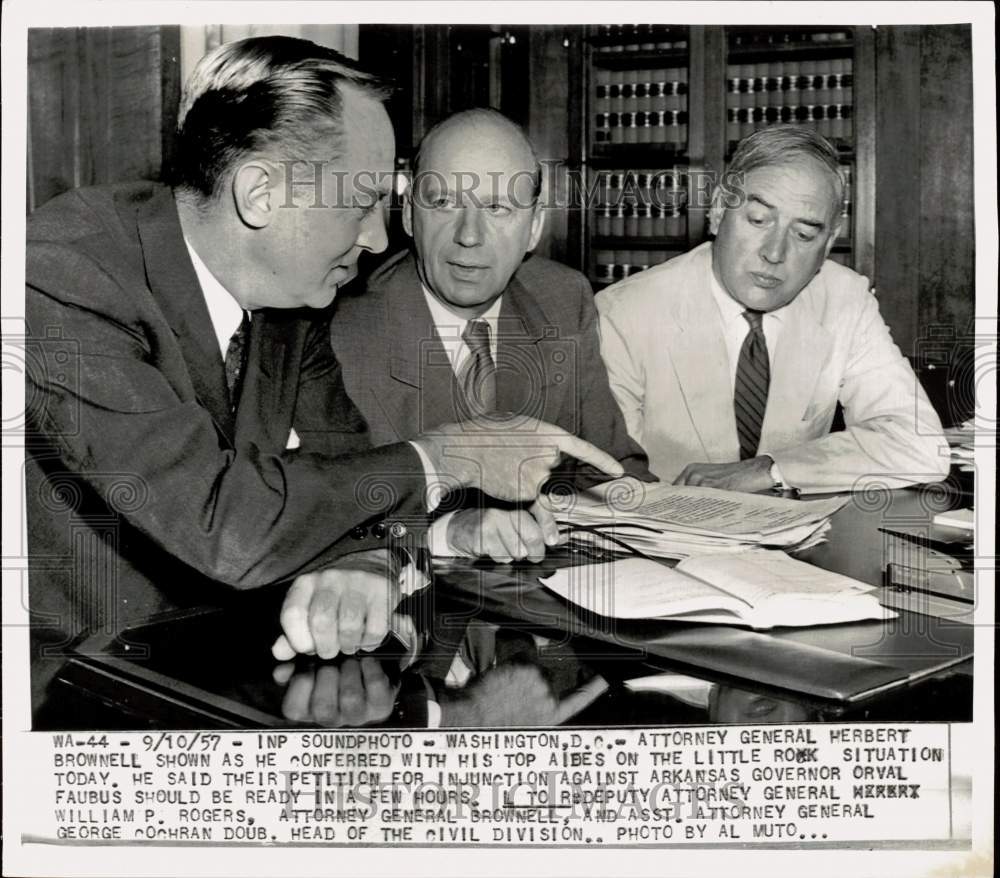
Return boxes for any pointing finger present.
[553,434,624,479]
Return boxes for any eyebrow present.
[747,194,827,231]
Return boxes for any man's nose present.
[454,205,485,247]
[356,202,389,254]
[759,226,787,265]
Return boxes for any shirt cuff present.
[428,511,460,557]
[408,440,448,513]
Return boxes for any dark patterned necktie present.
[734,309,770,460]
[224,311,251,411]
[460,319,497,416]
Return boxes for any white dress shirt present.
[706,267,785,391]
[707,267,788,484]
[183,237,246,360]
[420,285,505,555]
[421,284,503,374]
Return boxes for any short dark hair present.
[412,108,543,204]
[727,125,845,210]
[172,36,391,201]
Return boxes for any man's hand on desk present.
[414,414,624,504]
[673,456,774,493]
[273,657,399,727]
[271,550,402,661]
[446,499,561,563]
[437,665,608,728]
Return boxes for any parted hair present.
[727,125,845,209]
[173,35,391,201]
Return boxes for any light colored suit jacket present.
[596,242,948,491]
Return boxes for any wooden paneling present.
[27,26,180,211]
[852,26,877,283]
[917,25,974,338]
[875,24,974,356]
[526,27,577,263]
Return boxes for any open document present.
[540,550,893,629]
[552,479,848,558]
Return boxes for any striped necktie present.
[734,309,769,460]
[460,319,497,416]
[224,311,251,411]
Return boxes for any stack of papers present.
[551,480,848,560]
[540,550,892,629]
[943,419,975,472]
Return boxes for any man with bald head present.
[332,109,651,562]
[597,126,947,493]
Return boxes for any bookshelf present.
[577,25,876,291]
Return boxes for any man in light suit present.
[331,109,652,563]
[24,39,622,717]
[596,126,948,493]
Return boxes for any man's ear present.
[526,204,545,252]
[232,161,277,229]
[823,218,844,259]
[707,185,726,236]
[402,190,414,238]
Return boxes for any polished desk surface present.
[41,484,975,730]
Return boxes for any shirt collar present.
[182,236,247,359]
[420,283,504,339]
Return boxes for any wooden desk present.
[39,487,975,730]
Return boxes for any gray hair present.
[173,36,391,201]
[726,125,845,212]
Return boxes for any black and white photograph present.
[2,2,995,876]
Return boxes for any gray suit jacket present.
[330,250,653,488]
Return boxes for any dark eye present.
[428,195,457,210]
[485,203,512,217]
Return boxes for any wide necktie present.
[460,319,497,416]
[224,311,252,411]
[733,309,770,460]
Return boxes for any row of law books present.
[726,104,853,144]
[726,59,853,146]
[596,170,688,208]
[591,25,687,52]
[594,110,689,145]
[726,60,853,103]
[593,203,686,239]
[593,68,689,112]
[593,250,675,284]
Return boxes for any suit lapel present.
[662,253,740,461]
[384,255,460,431]
[233,310,302,447]
[761,277,833,447]
[135,190,235,437]
[496,272,547,416]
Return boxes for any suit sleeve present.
[551,277,656,489]
[27,256,428,591]
[595,288,649,451]
[769,287,950,492]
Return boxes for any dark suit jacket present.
[25,183,427,709]
[330,250,652,489]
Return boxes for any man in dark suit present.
[24,39,622,717]
[331,109,652,564]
